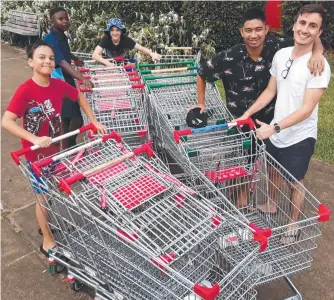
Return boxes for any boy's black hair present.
[241,7,266,26]
[50,7,67,19]
[295,4,326,30]
[26,40,54,59]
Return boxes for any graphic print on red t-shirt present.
[24,99,61,144]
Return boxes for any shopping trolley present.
[145,80,233,172]
[11,127,270,300]
[77,76,142,88]
[139,65,198,76]
[82,70,138,81]
[156,46,201,64]
[71,52,127,67]
[72,52,93,60]
[172,119,330,284]
[80,84,148,147]
[78,64,136,76]
[143,72,198,85]
[137,60,196,72]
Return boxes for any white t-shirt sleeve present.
[269,52,278,78]
[307,60,331,89]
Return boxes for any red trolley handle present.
[80,83,144,92]
[112,56,125,62]
[78,64,134,73]
[31,131,122,177]
[83,70,138,79]
[11,123,98,165]
[59,143,154,194]
[78,76,141,86]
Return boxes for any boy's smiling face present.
[51,11,70,32]
[28,46,55,76]
[110,26,122,42]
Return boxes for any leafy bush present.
[281,1,334,50]
[1,1,218,60]
[181,1,265,52]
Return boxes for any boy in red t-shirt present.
[2,40,107,257]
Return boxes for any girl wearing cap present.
[92,18,161,66]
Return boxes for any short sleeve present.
[122,35,136,50]
[56,79,79,101]
[269,52,278,78]
[307,61,331,89]
[44,34,66,65]
[197,51,228,83]
[6,84,28,117]
[98,35,109,49]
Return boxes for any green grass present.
[315,79,334,164]
[326,55,334,73]
[215,76,334,165]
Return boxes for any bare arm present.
[92,46,115,67]
[1,111,51,147]
[255,87,326,140]
[135,43,161,61]
[59,60,85,81]
[70,52,79,61]
[242,76,278,118]
[59,60,93,87]
[196,75,206,113]
[308,37,324,76]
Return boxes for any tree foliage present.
[281,1,334,50]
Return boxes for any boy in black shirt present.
[92,18,161,66]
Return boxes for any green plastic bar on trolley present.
[140,65,198,75]
[137,60,194,68]
[143,72,197,82]
[147,81,196,89]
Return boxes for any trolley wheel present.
[70,280,84,292]
[55,263,66,273]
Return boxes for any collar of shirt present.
[50,28,67,40]
[240,43,267,63]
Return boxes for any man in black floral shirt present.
[196,7,324,125]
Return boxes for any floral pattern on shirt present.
[198,36,293,123]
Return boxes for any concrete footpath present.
[1,43,334,300]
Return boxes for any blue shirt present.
[44,28,75,86]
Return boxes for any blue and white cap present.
[104,18,126,35]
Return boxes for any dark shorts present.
[265,137,316,182]
[61,77,82,120]
[61,98,82,120]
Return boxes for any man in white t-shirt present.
[234,4,331,243]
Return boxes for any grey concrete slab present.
[1,218,90,300]
[2,218,35,266]
[1,42,26,60]
[6,203,41,249]
[1,43,36,211]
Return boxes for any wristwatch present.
[273,123,281,133]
